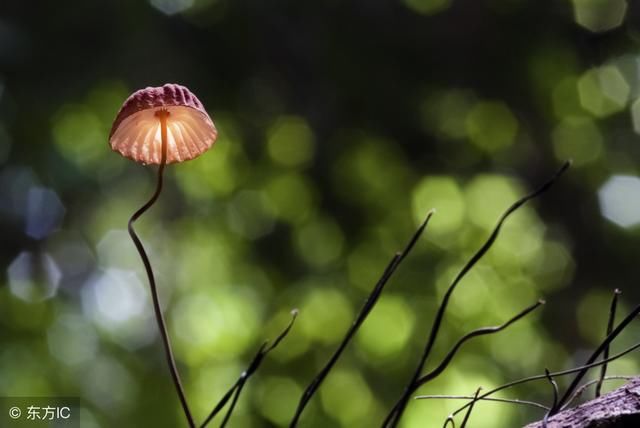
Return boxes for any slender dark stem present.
[220,382,246,428]
[567,376,633,407]
[419,376,634,419]
[415,395,549,411]
[542,369,558,427]
[595,289,621,398]
[416,300,544,387]
[443,416,456,428]
[384,161,571,427]
[288,210,435,427]
[382,300,543,426]
[450,339,640,418]
[552,301,640,413]
[201,310,298,428]
[546,369,558,408]
[128,110,196,428]
[460,388,481,428]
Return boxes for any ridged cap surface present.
[109,84,217,164]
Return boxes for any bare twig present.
[595,289,621,398]
[384,160,571,427]
[552,301,640,413]
[542,369,558,428]
[128,110,195,428]
[443,415,456,428]
[420,376,634,417]
[415,395,549,411]
[460,388,481,428]
[382,300,543,426]
[289,210,435,427]
[450,340,640,418]
[201,309,298,428]
[567,375,634,407]
[417,300,544,387]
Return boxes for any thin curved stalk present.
[382,300,543,426]
[460,388,481,428]
[553,301,640,413]
[419,377,634,418]
[567,375,633,407]
[443,416,456,428]
[201,309,298,428]
[384,161,571,427]
[542,369,558,427]
[417,300,544,387]
[128,110,195,428]
[595,289,620,398]
[415,395,549,411]
[450,340,640,418]
[289,210,435,427]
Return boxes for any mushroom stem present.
[128,109,196,428]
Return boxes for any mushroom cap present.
[109,84,217,165]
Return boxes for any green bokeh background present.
[1,1,640,427]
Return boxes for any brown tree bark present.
[525,378,640,428]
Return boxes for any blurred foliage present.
[1,0,640,427]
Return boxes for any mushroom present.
[109,83,217,165]
[109,83,218,428]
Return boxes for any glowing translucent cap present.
[109,84,217,165]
